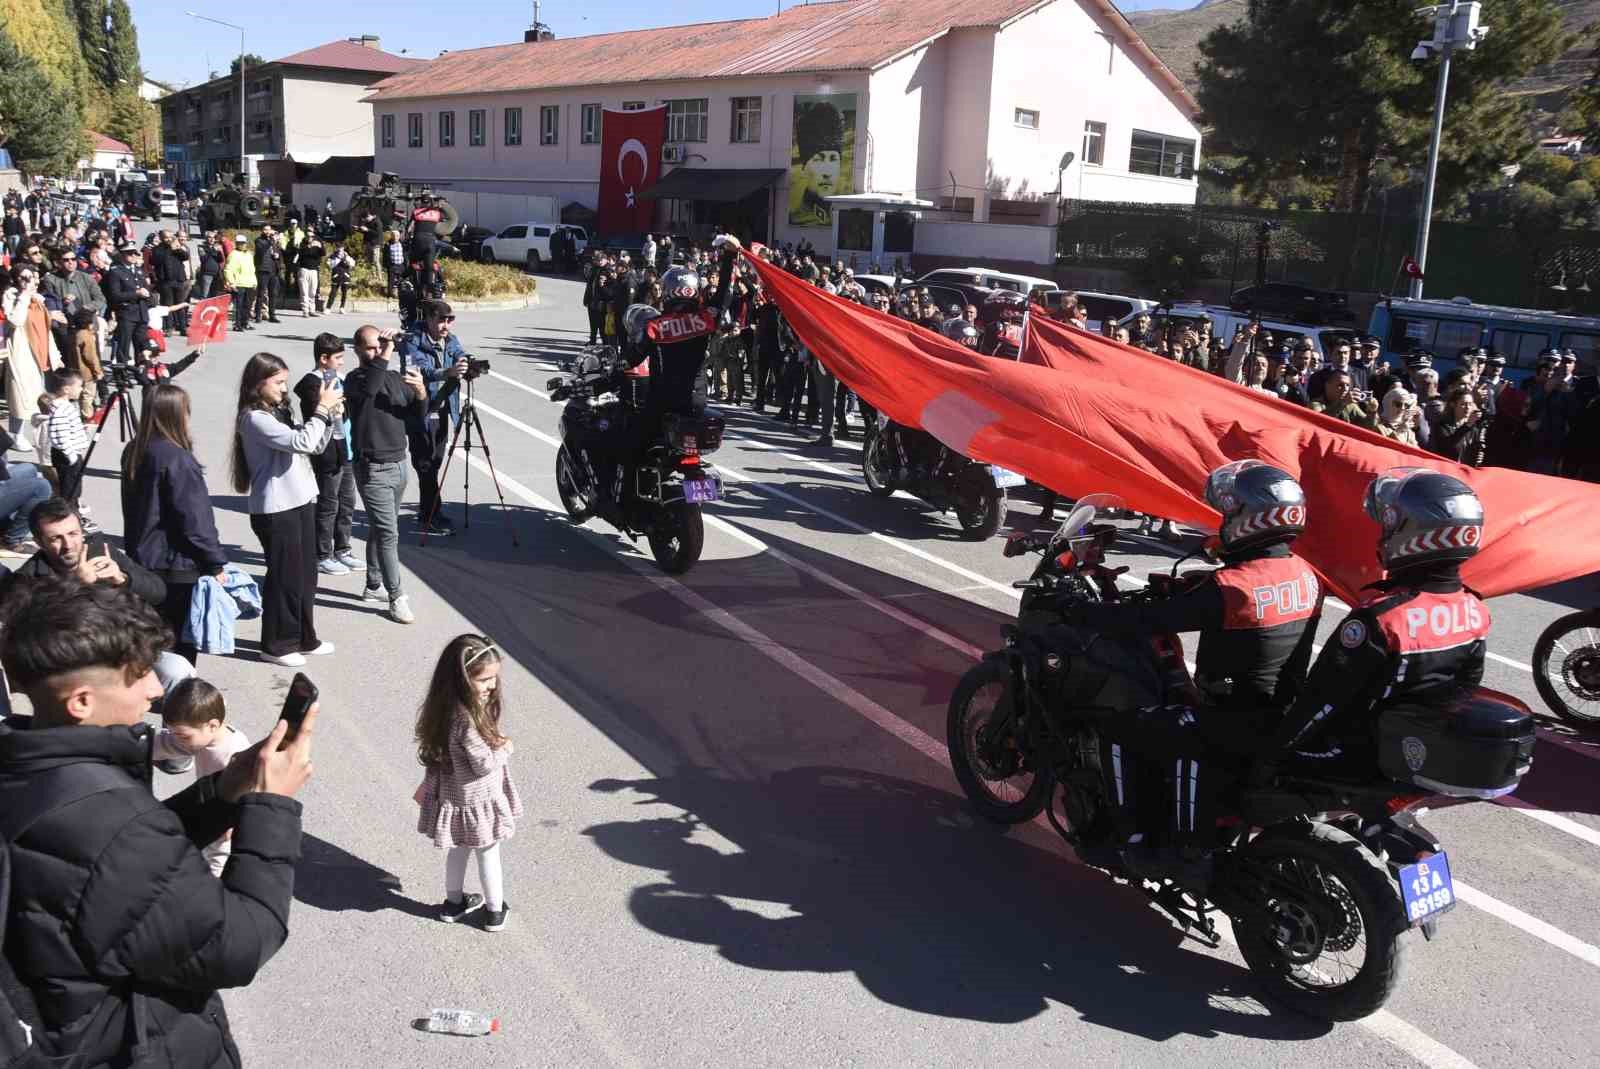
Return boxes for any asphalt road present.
[68,244,1600,1067]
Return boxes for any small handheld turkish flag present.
[1401,255,1425,280]
[186,294,230,346]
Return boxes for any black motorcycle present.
[1532,608,1600,725]
[548,351,724,575]
[862,415,1022,540]
[946,494,1535,1020]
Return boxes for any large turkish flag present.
[743,249,1600,602]
[597,107,666,235]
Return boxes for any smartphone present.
[279,672,318,747]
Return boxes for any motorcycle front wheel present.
[862,432,896,498]
[947,659,1053,824]
[555,446,593,523]
[954,467,1006,541]
[648,500,704,575]
[1232,822,1407,1021]
[1532,609,1600,725]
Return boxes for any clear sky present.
[134,0,1189,88]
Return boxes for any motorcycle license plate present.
[683,477,721,504]
[989,466,1026,489]
[1399,853,1457,925]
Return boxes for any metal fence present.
[1057,200,1600,314]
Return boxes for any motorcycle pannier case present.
[1376,689,1535,798]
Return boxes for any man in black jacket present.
[102,242,151,364]
[2,497,166,608]
[294,334,358,576]
[253,227,282,324]
[193,232,224,301]
[0,579,314,1068]
[344,324,426,623]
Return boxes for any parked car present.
[1038,289,1156,331]
[445,225,494,261]
[480,222,589,268]
[158,188,178,218]
[1188,304,1360,360]
[1227,282,1355,324]
[918,267,1056,298]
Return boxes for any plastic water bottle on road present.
[420,1008,500,1036]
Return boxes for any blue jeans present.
[0,464,51,543]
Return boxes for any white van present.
[917,267,1057,298]
[479,222,588,268]
[1040,289,1157,332]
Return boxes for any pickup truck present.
[479,222,589,269]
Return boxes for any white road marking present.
[1497,798,1600,851]
[488,368,550,400]
[1454,880,1600,969]
[469,440,1481,1069]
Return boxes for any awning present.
[641,168,786,202]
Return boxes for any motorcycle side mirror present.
[1002,532,1029,558]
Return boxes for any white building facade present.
[366,0,1199,256]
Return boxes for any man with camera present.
[0,578,314,1067]
[398,300,469,536]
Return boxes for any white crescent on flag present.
[618,138,649,208]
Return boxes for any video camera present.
[107,359,167,391]
[463,357,491,380]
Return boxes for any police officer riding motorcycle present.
[550,237,739,574]
[946,466,1533,1019]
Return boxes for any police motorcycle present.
[1532,607,1600,725]
[548,304,725,575]
[860,315,1023,540]
[947,494,1536,1020]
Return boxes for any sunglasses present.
[430,315,456,323]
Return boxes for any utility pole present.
[1409,2,1487,300]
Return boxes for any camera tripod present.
[420,373,520,547]
[76,372,140,478]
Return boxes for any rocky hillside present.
[1128,0,1598,106]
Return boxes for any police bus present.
[1369,296,1600,381]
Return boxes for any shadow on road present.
[295,833,437,920]
[583,766,1327,1041]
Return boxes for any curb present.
[342,294,540,314]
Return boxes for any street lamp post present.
[1409,2,1488,300]
[186,12,245,186]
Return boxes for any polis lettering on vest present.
[1251,570,1319,621]
[648,311,713,342]
[1404,599,1484,640]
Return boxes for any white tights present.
[445,842,504,910]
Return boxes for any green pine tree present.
[1197,0,1571,212]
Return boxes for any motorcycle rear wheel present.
[648,501,704,575]
[947,659,1053,824]
[1532,609,1600,725]
[862,433,896,498]
[1232,822,1406,1021]
[955,468,1006,541]
[555,446,593,523]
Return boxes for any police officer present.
[1271,468,1488,770]
[101,242,151,365]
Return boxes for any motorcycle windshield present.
[1053,493,1125,545]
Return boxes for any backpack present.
[0,762,138,1068]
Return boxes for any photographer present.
[0,578,313,1068]
[399,299,467,535]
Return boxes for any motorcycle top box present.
[1376,688,1535,799]
[662,411,725,456]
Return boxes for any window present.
[1082,120,1106,166]
[249,119,272,140]
[533,226,551,238]
[407,113,423,149]
[498,225,527,239]
[1490,329,1553,368]
[1560,332,1600,368]
[1434,319,1482,352]
[439,111,455,148]
[1129,130,1195,178]
[380,114,395,149]
[622,100,645,111]
[540,105,559,146]
[248,97,271,117]
[581,103,601,144]
[1014,108,1039,130]
[505,107,522,146]
[247,79,270,99]
[469,109,486,147]
[730,96,762,143]
[665,98,708,142]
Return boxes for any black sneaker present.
[440,893,484,924]
[421,521,454,537]
[481,902,510,932]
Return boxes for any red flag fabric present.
[1402,255,1425,280]
[597,107,665,235]
[743,250,1600,602]
[185,294,230,346]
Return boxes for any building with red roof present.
[158,35,424,190]
[364,0,1200,260]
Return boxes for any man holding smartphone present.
[345,324,427,624]
[0,579,315,1067]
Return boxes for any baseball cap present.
[235,233,248,244]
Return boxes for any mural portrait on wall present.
[788,93,856,228]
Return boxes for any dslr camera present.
[462,357,491,380]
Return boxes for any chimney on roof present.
[349,35,381,50]
[524,1,554,43]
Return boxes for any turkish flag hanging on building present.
[185,294,230,346]
[597,107,666,235]
[742,249,1600,603]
